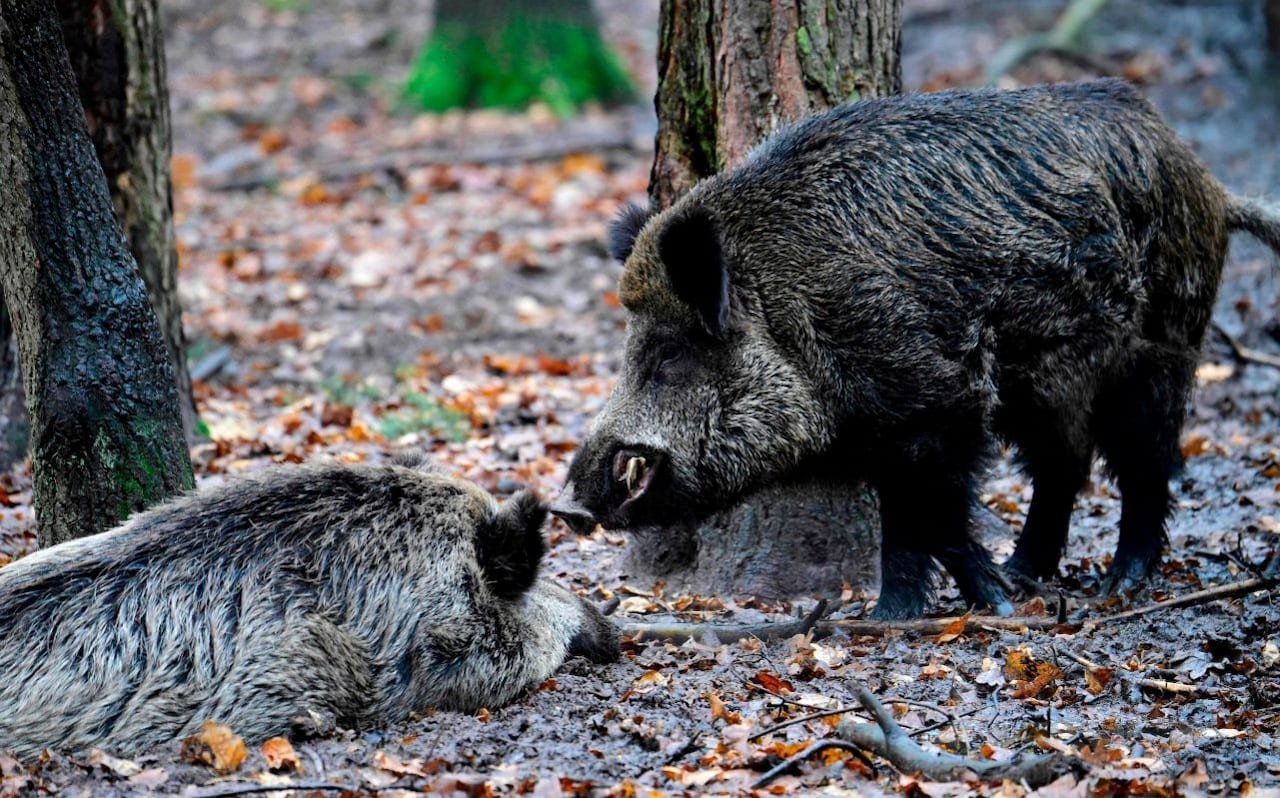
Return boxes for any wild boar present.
[0,460,617,760]
[553,79,1280,619]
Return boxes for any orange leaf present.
[753,671,795,694]
[260,737,301,773]
[934,613,970,643]
[180,720,246,774]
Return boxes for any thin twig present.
[752,739,876,789]
[190,783,367,797]
[1214,322,1280,369]
[1065,650,1203,696]
[749,706,859,742]
[207,129,639,192]
[1081,575,1278,630]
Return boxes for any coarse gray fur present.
[0,461,617,760]
[557,79,1280,619]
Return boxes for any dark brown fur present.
[557,79,1280,618]
[0,462,617,759]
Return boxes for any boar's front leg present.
[870,425,1012,620]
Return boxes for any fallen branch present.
[1065,650,1203,696]
[1081,574,1278,631]
[834,683,1079,786]
[190,783,362,797]
[753,740,876,788]
[1213,322,1280,369]
[208,128,640,192]
[624,573,1276,644]
[622,599,830,643]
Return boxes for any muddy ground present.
[2,0,1279,795]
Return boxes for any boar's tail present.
[1227,196,1280,258]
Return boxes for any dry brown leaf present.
[934,613,970,643]
[180,720,246,774]
[753,671,795,694]
[260,737,301,773]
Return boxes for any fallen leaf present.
[180,720,246,774]
[261,737,301,773]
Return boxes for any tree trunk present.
[650,0,901,206]
[1268,0,1280,57]
[0,0,193,547]
[56,0,198,441]
[405,0,633,115]
[625,0,902,598]
[0,303,26,471]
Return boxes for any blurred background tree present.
[403,0,634,115]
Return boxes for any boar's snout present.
[548,481,597,535]
[565,599,621,664]
[554,443,665,531]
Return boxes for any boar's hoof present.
[1102,546,1160,597]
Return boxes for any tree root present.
[754,682,1080,788]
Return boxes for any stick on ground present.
[835,682,1079,787]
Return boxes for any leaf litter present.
[1,0,1279,795]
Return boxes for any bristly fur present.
[607,202,653,262]
[0,463,618,760]
[564,78,1280,619]
[476,490,547,599]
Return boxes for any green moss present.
[403,17,634,115]
[795,25,813,55]
[379,393,470,442]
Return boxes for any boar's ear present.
[607,202,652,262]
[475,490,547,600]
[657,205,730,338]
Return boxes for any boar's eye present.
[650,341,691,385]
[474,490,547,600]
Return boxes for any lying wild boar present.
[554,79,1280,619]
[0,460,617,760]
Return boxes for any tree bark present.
[0,0,193,547]
[0,303,26,470]
[1267,0,1280,57]
[56,0,198,441]
[627,0,903,598]
[650,0,902,206]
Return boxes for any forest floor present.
[3,0,1280,795]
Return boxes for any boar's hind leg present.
[1093,347,1192,595]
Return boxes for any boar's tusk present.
[623,456,646,493]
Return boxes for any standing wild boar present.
[0,460,617,760]
[553,79,1280,620]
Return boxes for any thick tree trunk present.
[0,303,26,470]
[650,0,901,206]
[626,0,903,598]
[406,0,632,114]
[0,0,193,547]
[56,0,197,441]
[1268,0,1280,56]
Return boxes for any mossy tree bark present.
[0,0,193,547]
[405,0,633,115]
[627,0,903,598]
[56,0,197,441]
[650,0,901,206]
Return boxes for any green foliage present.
[321,376,384,407]
[403,16,634,115]
[379,393,469,442]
